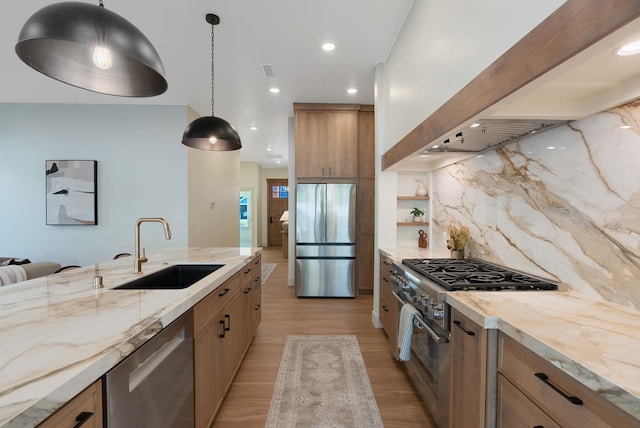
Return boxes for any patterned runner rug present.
[266,335,383,428]
[261,263,276,285]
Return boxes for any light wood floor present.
[212,247,436,427]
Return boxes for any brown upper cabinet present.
[294,104,359,178]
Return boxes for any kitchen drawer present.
[194,274,241,335]
[241,255,261,285]
[497,373,560,428]
[37,379,103,428]
[379,292,392,335]
[499,334,637,427]
[380,254,393,281]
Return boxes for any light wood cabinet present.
[358,107,375,178]
[450,308,493,428]
[194,254,261,428]
[498,333,638,428]
[295,107,358,178]
[357,178,375,293]
[497,374,560,428]
[37,379,103,428]
[379,253,399,358]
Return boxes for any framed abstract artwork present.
[46,160,97,225]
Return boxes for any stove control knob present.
[428,304,445,321]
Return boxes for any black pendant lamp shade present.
[182,13,241,151]
[15,2,167,97]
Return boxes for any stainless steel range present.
[390,258,558,428]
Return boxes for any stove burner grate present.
[402,258,558,291]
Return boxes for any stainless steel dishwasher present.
[105,311,194,427]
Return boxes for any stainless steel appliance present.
[391,258,558,428]
[296,182,356,297]
[106,311,194,427]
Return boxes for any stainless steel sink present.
[114,264,224,290]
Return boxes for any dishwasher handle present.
[129,328,185,392]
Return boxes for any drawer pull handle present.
[382,305,389,312]
[382,278,389,283]
[453,320,475,336]
[218,288,230,297]
[244,287,252,294]
[73,412,93,428]
[255,304,261,311]
[219,320,226,338]
[533,426,544,428]
[534,372,583,405]
[224,314,231,332]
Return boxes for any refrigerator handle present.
[269,216,273,224]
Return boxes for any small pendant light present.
[15,1,167,97]
[182,14,242,151]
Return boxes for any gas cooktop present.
[402,258,558,291]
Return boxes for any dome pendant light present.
[182,14,241,151]
[15,1,167,97]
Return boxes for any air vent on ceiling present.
[261,64,275,78]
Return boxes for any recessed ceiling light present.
[321,41,336,52]
[249,126,258,131]
[547,146,556,150]
[621,125,632,129]
[269,87,280,94]
[470,123,480,128]
[432,145,440,149]
[617,39,640,56]
[266,145,272,151]
[347,87,357,95]
[419,154,430,158]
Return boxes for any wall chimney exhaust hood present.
[384,0,640,171]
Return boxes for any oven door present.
[397,303,450,428]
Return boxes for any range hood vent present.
[426,119,568,154]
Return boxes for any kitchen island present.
[0,247,261,427]
[380,247,640,424]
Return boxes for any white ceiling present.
[0,1,413,168]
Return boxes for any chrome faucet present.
[135,217,172,275]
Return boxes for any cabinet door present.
[295,110,327,177]
[37,379,103,428]
[358,108,375,178]
[194,311,226,428]
[356,233,374,293]
[450,308,488,428]
[497,374,560,428]
[325,111,358,177]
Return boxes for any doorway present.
[267,179,288,247]
[240,190,253,247]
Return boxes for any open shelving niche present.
[396,172,431,248]
[396,196,429,226]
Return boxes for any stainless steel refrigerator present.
[296,183,356,297]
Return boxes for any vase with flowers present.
[446,224,470,259]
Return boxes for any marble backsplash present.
[431,100,640,309]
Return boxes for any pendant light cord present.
[98,0,104,7]
[211,22,215,117]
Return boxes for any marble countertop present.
[448,291,640,420]
[379,247,640,420]
[0,247,260,427]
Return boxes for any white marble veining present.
[447,291,640,419]
[430,101,640,309]
[0,247,259,427]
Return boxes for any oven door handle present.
[392,291,449,344]
[413,313,450,344]
[391,290,406,305]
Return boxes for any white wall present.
[0,103,189,266]
[379,0,565,153]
